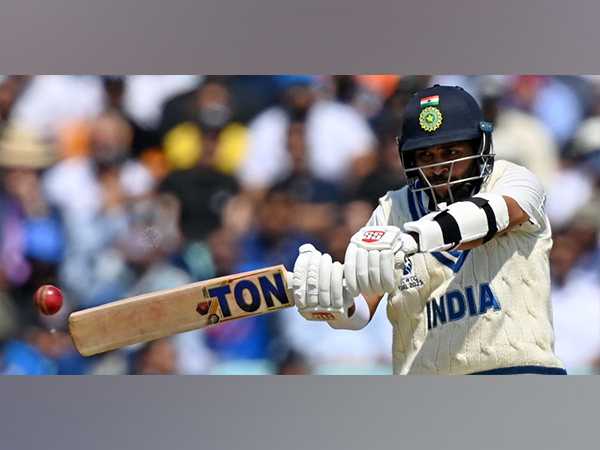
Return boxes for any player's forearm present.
[408,230,483,251]
[407,195,530,252]
[455,238,485,250]
[403,193,514,253]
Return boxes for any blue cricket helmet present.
[396,85,495,209]
[398,85,492,150]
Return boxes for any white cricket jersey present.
[368,160,565,375]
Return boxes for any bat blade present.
[68,265,293,356]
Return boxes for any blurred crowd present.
[0,75,598,375]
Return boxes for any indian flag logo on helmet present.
[420,95,439,108]
[419,106,443,132]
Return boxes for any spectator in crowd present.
[550,203,600,373]
[528,76,584,149]
[159,76,248,176]
[350,130,407,209]
[0,76,30,124]
[158,120,241,245]
[0,124,65,317]
[101,76,161,158]
[479,76,560,189]
[238,75,377,196]
[10,76,105,139]
[119,76,203,130]
[270,118,340,243]
[1,324,66,375]
[157,78,246,275]
[546,116,600,228]
[237,187,318,272]
[42,111,154,308]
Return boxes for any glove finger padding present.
[318,253,333,308]
[343,243,358,296]
[292,244,316,309]
[368,250,383,294]
[330,261,345,309]
[306,250,322,307]
[380,249,397,293]
[356,246,374,296]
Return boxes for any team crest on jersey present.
[362,230,386,243]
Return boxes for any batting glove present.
[344,225,419,297]
[291,244,353,321]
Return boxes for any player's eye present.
[446,148,463,158]
[417,152,433,163]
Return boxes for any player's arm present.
[407,195,527,251]
[403,165,546,253]
[452,196,528,250]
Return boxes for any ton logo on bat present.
[197,271,291,323]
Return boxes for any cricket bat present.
[68,265,344,357]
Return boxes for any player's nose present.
[431,164,449,176]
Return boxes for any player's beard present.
[422,162,480,206]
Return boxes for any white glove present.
[344,225,419,297]
[290,244,353,321]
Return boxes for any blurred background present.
[0,74,598,375]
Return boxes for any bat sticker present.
[196,300,211,315]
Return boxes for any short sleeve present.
[366,205,387,226]
[363,189,411,229]
[489,162,547,230]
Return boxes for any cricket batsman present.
[291,85,566,375]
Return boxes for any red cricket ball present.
[34,285,64,315]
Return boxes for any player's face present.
[414,141,476,201]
